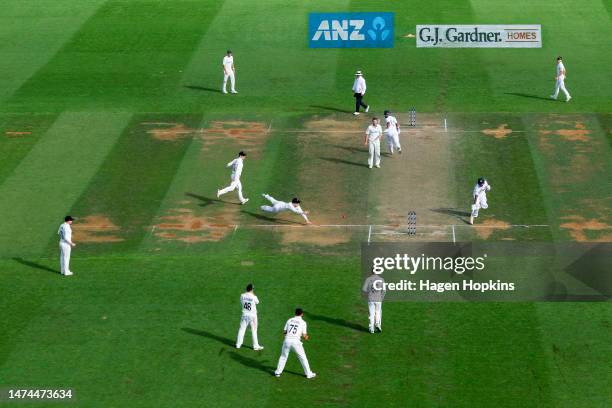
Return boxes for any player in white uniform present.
[364,117,383,168]
[236,283,264,351]
[217,151,249,204]
[470,177,491,225]
[58,215,76,276]
[274,308,316,379]
[260,194,311,224]
[383,110,402,155]
[222,50,237,94]
[362,271,386,333]
[352,70,369,115]
[550,56,571,102]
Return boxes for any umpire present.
[352,70,369,115]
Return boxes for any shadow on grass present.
[184,85,222,94]
[229,351,303,377]
[327,144,369,154]
[13,257,58,274]
[319,157,368,168]
[185,192,240,207]
[309,105,353,114]
[307,312,369,333]
[241,211,300,225]
[504,92,553,101]
[181,327,235,347]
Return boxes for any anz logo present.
[309,12,394,48]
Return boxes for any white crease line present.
[452,225,456,243]
[367,225,372,244]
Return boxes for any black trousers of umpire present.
[354,93,368,112]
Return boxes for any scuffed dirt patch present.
[539,121,591,142]
[154,206,236,243]
[73,215,124,243]
[280,225,352,246]
[482,124,512,139]
[5,131,31,138]
[147,124,194,141]
[474,219,511,240]
[560,216,612,242]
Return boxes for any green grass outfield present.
[1,1,611,407]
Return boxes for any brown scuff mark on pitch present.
[482,124,512,139]
[147,124,194,141]
[538,121,591,142]
[154,207,235,243]
[474,219,511,240]
[5,131,32,138]
[559,216,612,242]
[73,215,124,243]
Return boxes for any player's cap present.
[65,215,74,222]
[238,151,246,157]
[291,197,300,204]
[384,110,390,116]
[557,56,562,60]
[355,70,362,76]
[477,177,485,186]
[246,283,253,291]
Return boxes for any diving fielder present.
[364,117,382,168]
[58,215,76,276]
[236,283,264,351]
[274,308,316,379]
[217,151,249,204]
[384,110,402,154]
[260,194,311,224]
[470,177,491,225]
[222,50,237,94]
[362,271,386,333]
[550,56,571,102]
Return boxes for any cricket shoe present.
[353,112,360,116]
[235,345,241,349]
[365,106,370,113]
[231,90,238,94]
[253,346,264,351]
[241,198,249,205]
[274,372,281,377]
[375,165,380,168]
[217,189,221,198]
[63,271,73,276]
[376,326,382,333]
[222,90,228,94]
[549,95,557,100]
[369,328,375,334]
[566,96,572,102]
[398,149,402,154]
[306,373,317,379]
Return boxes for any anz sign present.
[309,13,394,48]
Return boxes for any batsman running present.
[217,151,249,204]
[384,110,402,155]
[470,177,491,225]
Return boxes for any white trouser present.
[275,339,313,376]
[261,194,283,213]
[471,194,488,217]
[59,242,71,275]
[385,130,401,153]
[552,77,570,99]
[368,301,382,330]
[368,140,381,167]
[223,71,236,92]
[219,178,245,202]
[236,314,260,348]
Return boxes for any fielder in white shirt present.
[364,117,383,169]
[236,283,264,351]
[274,308,316,379]
[550,56,571,102]
[217,151,249,204]
[352,70,369,115]
[470,177,491,225]
[383,110,402,154]
[222,50,237,94]
[58,215,76,276]
[260,194,311,224]
[362,272,386,333]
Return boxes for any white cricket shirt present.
[240,292,259,316]
[228,158,243,180]
[223,55,234,72]
[473,181,491,199]
[556,61,565,79]
[283,316,307,340]
[352,76,367,94]
[366,124,383,142]
[58,222,72,244]
[385,115,399,133]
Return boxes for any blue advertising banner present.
[309,12,394,48]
